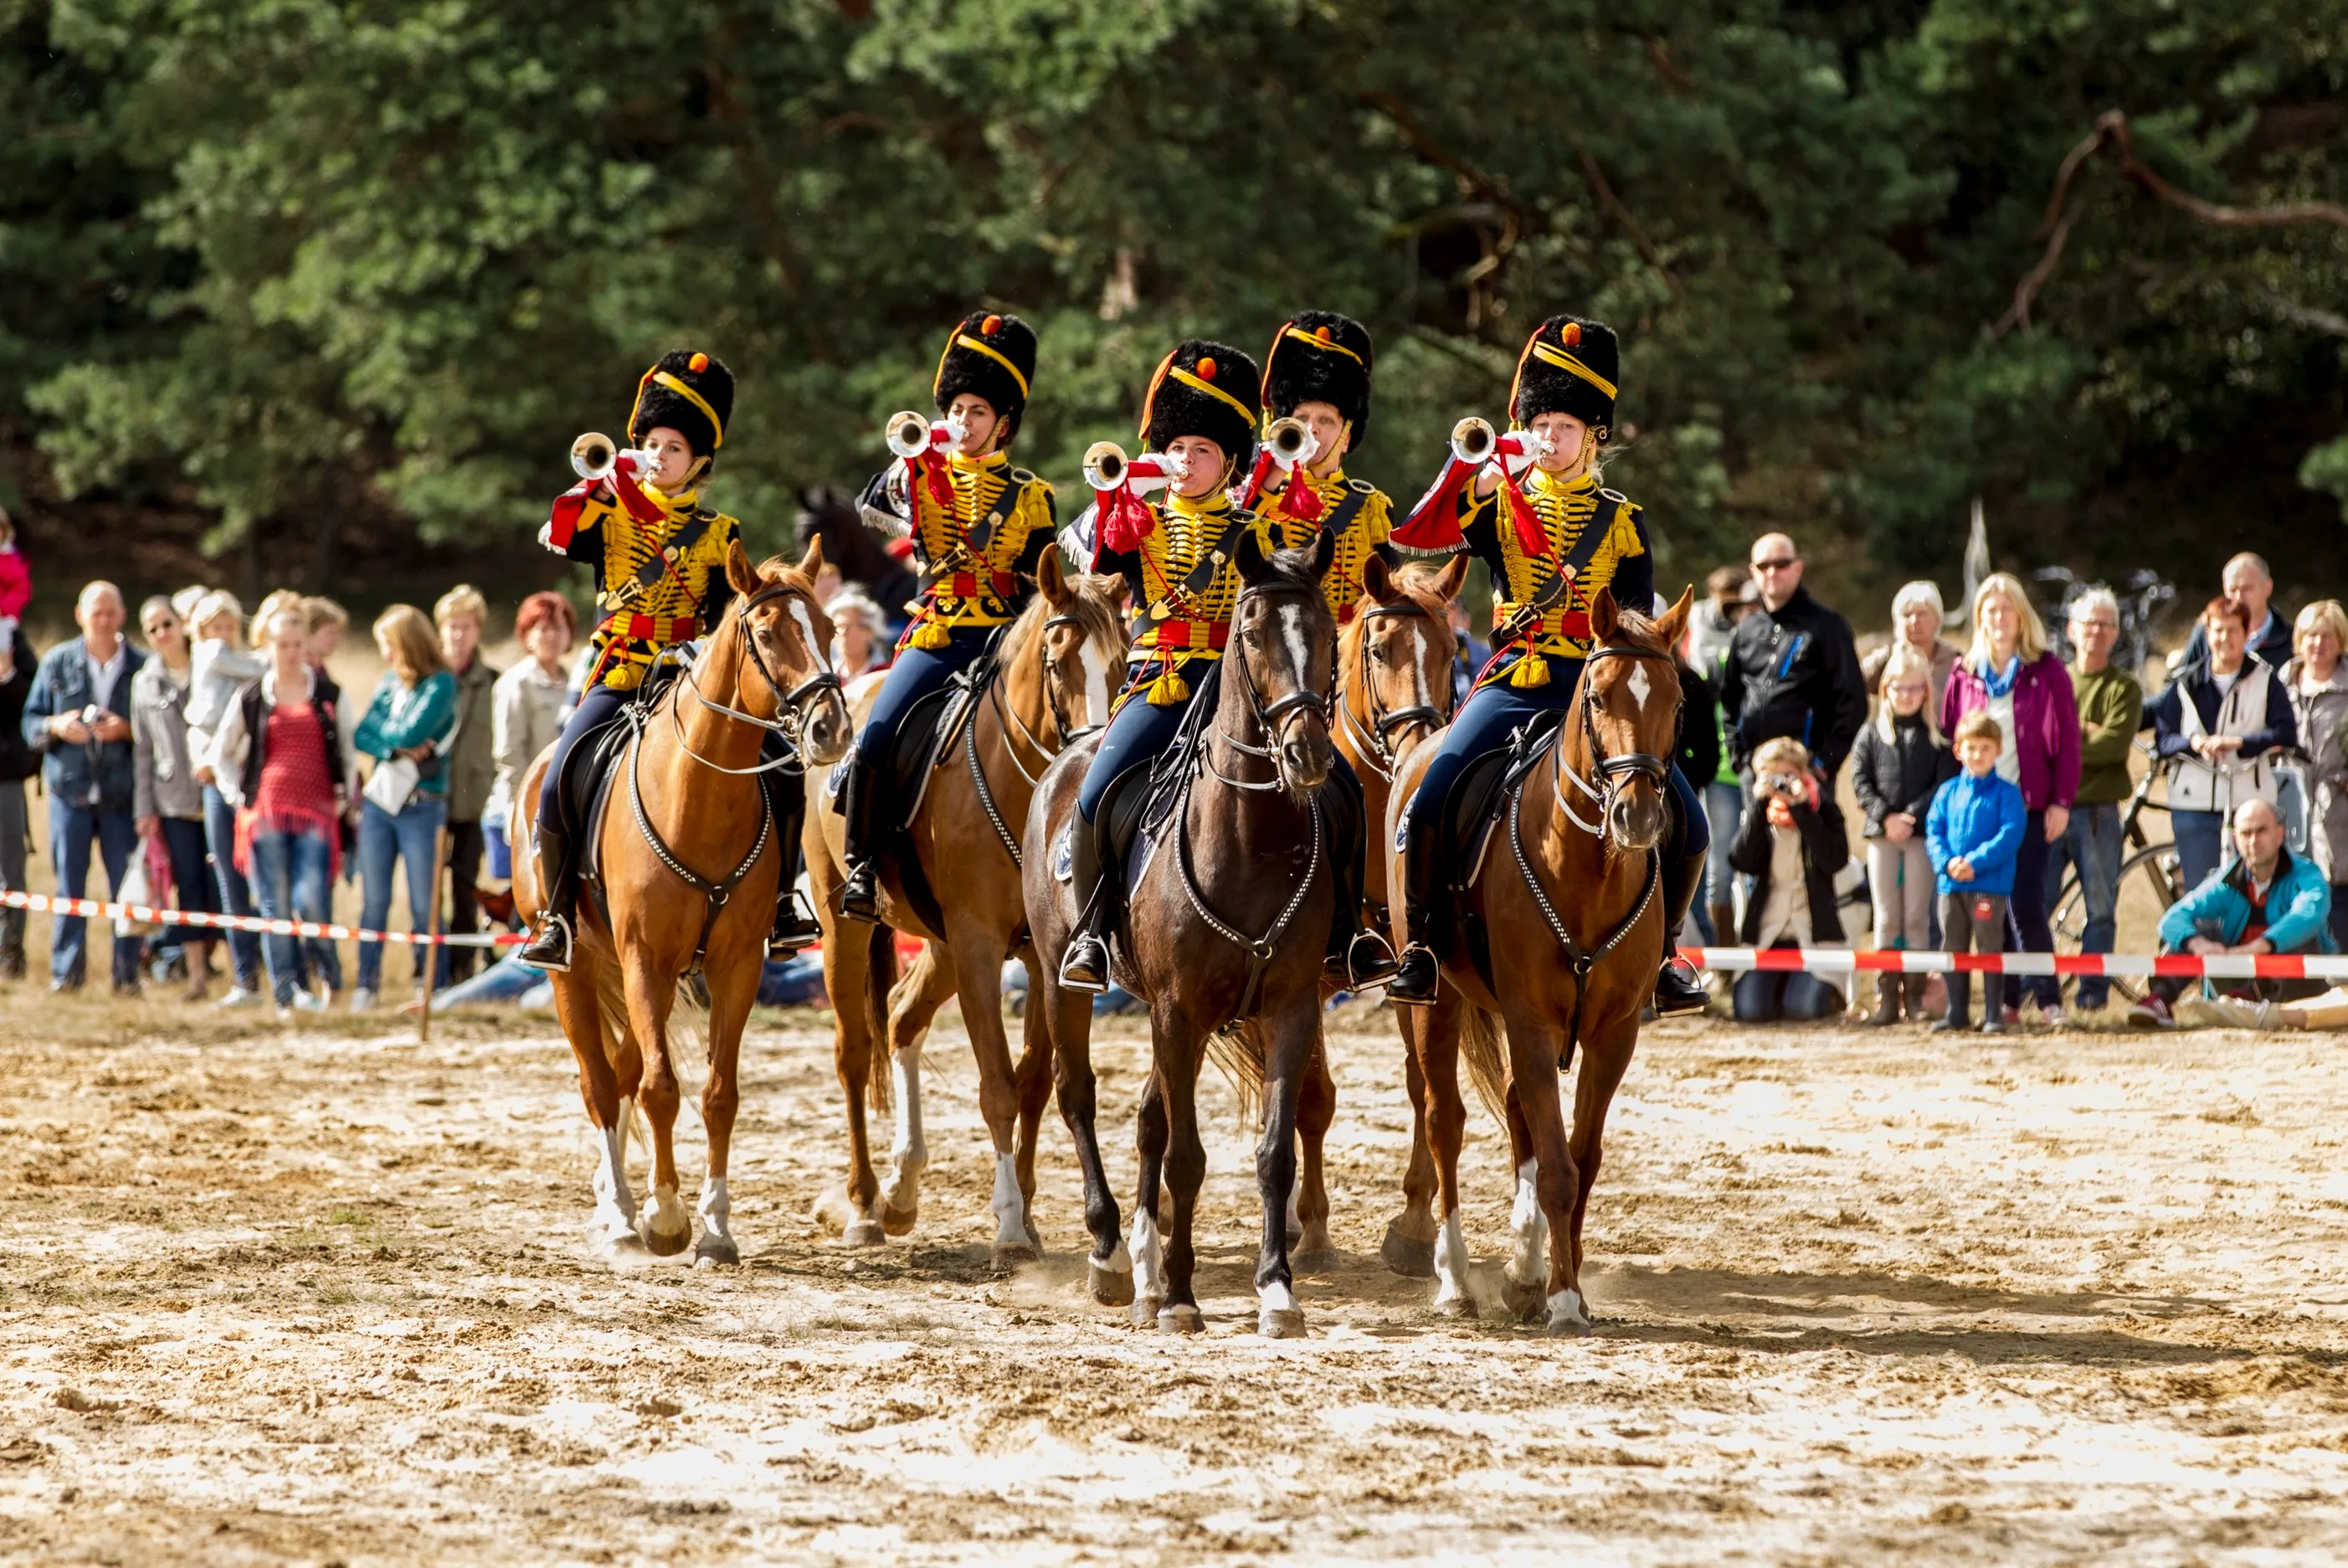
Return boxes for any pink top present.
[0,547,28,622]
[234,701,342,881]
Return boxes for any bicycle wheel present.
[2052,840,2181,1005]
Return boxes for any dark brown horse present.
[1027,529,1340,1336]
[803,553,1128,1258]
[1385,585,1692,1331]
[514,542,852,1263]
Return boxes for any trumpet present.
[1084,440,1185,494]
[1082,440,1128,491]
[885,409,968,459]
[1265,416,1319,470]
[571,430,619,481]
[1450,417,1497,467]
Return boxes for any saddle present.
[1434,710,1564,993]
[1049,661,1221,951]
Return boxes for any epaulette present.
[1346,478,1377,496]
[1011,467,1038,486]
[1599,488,1630,506]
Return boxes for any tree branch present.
[1565,131,1684,301]
[1994,109,2348,336]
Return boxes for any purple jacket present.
[1939,652,2081,814]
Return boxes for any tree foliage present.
[4,0,2345,608]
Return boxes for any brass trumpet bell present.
[1450,416,1497,466]
[1265,416,1318,468]
[884,409,933,460]
[1082,440,1128,491]
[570,430,618,481]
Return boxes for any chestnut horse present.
[803,553,1128,1259]
[1385,585,1692,1332]
[1028,530,1340,1336]
[514,542,852,1264]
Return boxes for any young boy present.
[1925,712,2027,1035]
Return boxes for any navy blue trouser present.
[537,682,628,835]
[1400,657,1708,861]
[854,625,995,768]
[1078,659,1215,823]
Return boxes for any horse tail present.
[1459,1005,1509,1128]
[1205,1018,1267,1125]
[862,922,897,1116]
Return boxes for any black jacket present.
[1676,657,1720,792]
[1849,713,1955,838]
[1718,584,1869,779]
[0,636,34,784]
[1729,786,1850,944]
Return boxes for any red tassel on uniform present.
[1096,486,1158,553]
[1393,452,1476,549]
[1498,468,1551,558]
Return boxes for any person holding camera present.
[1725,737,1852,1023]
[1926,711,2028,1035]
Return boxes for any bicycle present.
[2049,739,2181,1005]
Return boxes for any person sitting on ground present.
[2128,798,2333,1031]
[1925,712,2027,1036]
[1851,645,1955,1025]
[1726,737,1852,1024]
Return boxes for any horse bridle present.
[988,610,1103,787]
[1205,581,1335,793]
[668,578,845,776]
[1553,640,1680,836]
[1338,599,1451,780]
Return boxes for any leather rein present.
[967,609,1104,869]
[1336,598,1453,781]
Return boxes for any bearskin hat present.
[1508,315,1619,437]
[629,350,734,458]
[1261,311,1374,451]
[933,311,1037,442]
[1140,339,1262,465]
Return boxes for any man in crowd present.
[2050,589,2142,1013]
[21,580,146,993]
[1717,532,1869,781]
[2130,798,2330,1029]
[2179,552,2291,670]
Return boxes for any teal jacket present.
[2159,846,2335,956]
[354,670,459,798]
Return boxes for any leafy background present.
[3,0,2344,626]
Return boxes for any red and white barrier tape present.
[1676,945,2348,981]
[0,889,522,948]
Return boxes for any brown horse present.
[1027,529,1340,1336]
[803,553,1128,1258]
[1385,585,1692,1332]
[513,541,852,1263]
[1287,554,1465,1272]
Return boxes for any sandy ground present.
[4,979,2348,1567]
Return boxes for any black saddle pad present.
[552,705,642,837]
[1441,708,1564,887]
[1112,661,1222,883]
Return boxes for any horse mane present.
[1604,601,1671,654]
[1005,569,1125,659]
[1341,559,1462,664]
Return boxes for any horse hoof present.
[1258,1306,1307,1339]
[842,1217,886,1247]
[1545,1293,1594,1338]
[1158,1303,1205,1335]
[1089,1259,1135,1307]
[1130,1295,1164,1329]
[693,1236,740,1268]
[1432,1289,1478,1321]
[990,1242,1040,1272]
[640,1221,692,1259]
[881,1203,918,1238]
[1292,1249,1340,1277]
[1501,1272,1543,1322]
[1381,1221,1437,1278]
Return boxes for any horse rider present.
[1249,311,1403,987]
[1385,314,1710,1011]
[835,311,1056,923]
[521,350,818,970]
[1057,339,1280,993]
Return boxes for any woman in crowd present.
[352,604,458,1011]
[433,585,499,984]
[2284,599,2348,948]
[826,589,889,681]
[1851,645,1954,1025]
[1726,737,1852,1023]
[183,589,266,1005]
[487,591,575,883]
[1939,572,2080,1026]
[2149,596,2297,896]
[1862,579,1964,718]
[212,608,347,1015]
[0,602,32,982]
[131,595,220,998]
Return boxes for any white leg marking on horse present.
[1546,1288,1591,1334]
[990,1153,1029,1250]
[1131,1209,1168,1301]
[1095,1239,1132,1272]
[1506,1158,1548,1288]
[787,599,835,675]
[1079,640,1112,731]
[1433,1211,1472,1311]
[644,1181,691,1248]
[1626,662,1652,712]
[591,1121,638,1246]
[1259,1278,1297,1314]
[881,1046,927,1216]
[696,1176,731,1242]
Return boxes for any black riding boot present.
[765,774,821,954]
[836,755,884,924]
[1386,814,1444,1006]
[1652,846,1710,1016]
[520,825,575,973]
[1318,774,1399,988]
[1058,805,1114,994]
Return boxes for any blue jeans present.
[202,784,262,988]
[249,827,335,1005]
[148,815,218,959]
[49,801,139,987]
[1732,947,1844,1022]
[2045,800,2122,1009]
[854,625,994,767]
[2174,809,2225,901]
[357,794,447,991]
[1702,778,1743,933]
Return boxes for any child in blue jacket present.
[1925,712,2027,1035]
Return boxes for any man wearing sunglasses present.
[1718,532,1869,784]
